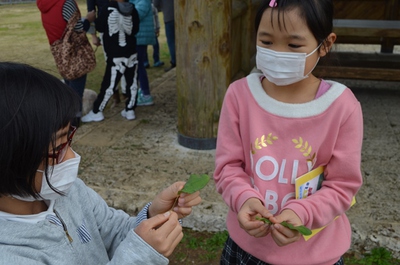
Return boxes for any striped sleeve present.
[133,202,183,227]
[62,0,84,31]
[134,202,152,227]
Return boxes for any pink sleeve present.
[213,82,264,213]
[284,97,363,229]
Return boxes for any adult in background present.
[154,0,175,72]
[37,0,95,127]
[126,0,156,106]
[144,2,165,69]
[86,0,109,46]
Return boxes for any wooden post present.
[175,0,232,150]
[174,0,261,149]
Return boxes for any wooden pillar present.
[175,0,232,150]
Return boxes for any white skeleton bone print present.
[107,7,133,47]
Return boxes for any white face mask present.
[256,44,322,86]
[12,151,81,201]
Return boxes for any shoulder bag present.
[50,11,96,80]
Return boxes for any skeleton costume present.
[92,1,140,114]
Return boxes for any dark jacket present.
[95,1,140,58]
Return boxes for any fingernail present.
[164,211,171,217]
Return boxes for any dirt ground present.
[72,68,400,260]
[1,2,398,262]
[74,68,226,230]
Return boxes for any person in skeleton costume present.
[82,0,140,122]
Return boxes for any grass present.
[1,2,399,265]
[0,0,171,95]
[169,229,227,265]
[171,229,400,265]
[173,229,400,265]
[344,247,400,265]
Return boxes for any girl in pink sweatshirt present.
[214,1,363,264]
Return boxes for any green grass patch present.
[344,247,400,265]
[0,0,171,98]
[170,229,228,264]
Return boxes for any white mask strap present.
[306,43,323,58]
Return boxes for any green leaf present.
[178,174,210,195]
[281,221,312,236]
[255,217,312,236]
[255,216,273,224]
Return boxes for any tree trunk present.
[175,0,261,149]
[175,0,231,149]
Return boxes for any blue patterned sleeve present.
[134,202,183,226]
[134,202,151,227]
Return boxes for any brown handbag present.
[50,11,96,80]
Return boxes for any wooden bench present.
[314,0,400,82]
[333,19,400,52]
[315,19,400,81]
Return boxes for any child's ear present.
[319,33,337,57]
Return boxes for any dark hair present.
[0,62,80,197]
[255,0,333,47]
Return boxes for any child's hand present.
[86,10,96,23]
[91,35,101,46]
[269,209,302,246]
[149,182,202,219]
[238,198,272,238]
[134,211,183,257]
[173,190,201,218]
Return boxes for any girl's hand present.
[134,211,183,257]
[269,209,302,246]
[237,198,272,238]
[149,182,202,219]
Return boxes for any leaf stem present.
[170,195,179,212]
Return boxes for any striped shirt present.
[62,0,85,31]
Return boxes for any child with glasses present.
[0,62,202,264]
[214,1,363,264]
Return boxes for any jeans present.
[165,20,176,65]
[136,45,151,96]
[64,74,86,116]
[144,37,161,64]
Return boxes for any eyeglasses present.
[48,125,77,164]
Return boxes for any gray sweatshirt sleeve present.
[0,179,169,265]
[81,181,168,264]
[107,230,168,265]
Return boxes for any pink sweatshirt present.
[214,73,363,265]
